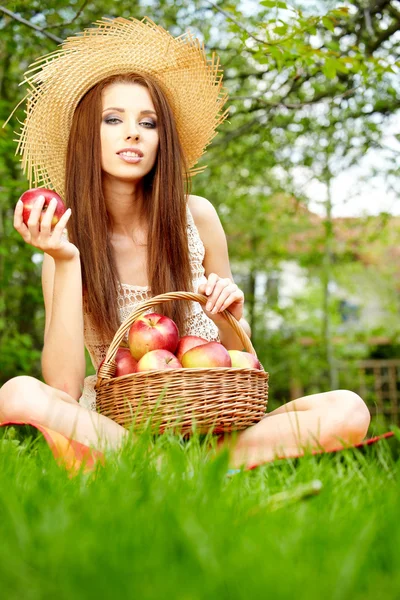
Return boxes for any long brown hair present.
[65,74,193,345]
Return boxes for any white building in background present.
[234,254,399,335]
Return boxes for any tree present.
[1,0,399,387]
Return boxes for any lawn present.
[0,424,399,600]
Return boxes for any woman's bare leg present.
[0,376,128,452]
[217,390,371,469]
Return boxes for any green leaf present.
[331,7,350,16]
[322,16,335,32]
[260,0,288,8]
[322,57,337,79]
[274,24,289,35]
[331,57,349,74]
[268,45,285,68]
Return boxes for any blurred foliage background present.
[1,0,400,425]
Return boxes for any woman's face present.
[100,82,159,182]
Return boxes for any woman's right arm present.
[14,194,86,400]
[41,253,86,400]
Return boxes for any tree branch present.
[241,86,359,110]
[388,3,400,20]
[41,0,89,30]
[346,0,392,46]
[203,0,266,45]
[370,0,392,16]
[363,8,374,36]
[0,6,63,43]
[224,69,269,81]
[211,114,265,147]
[367,15,400,53]
[216,93,400,143]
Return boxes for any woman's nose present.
[125,121,140,141]
[126,132,140,141]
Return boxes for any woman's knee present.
[0,376,47,423]
[328,389,371,443]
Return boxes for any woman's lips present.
[117,154,143,164]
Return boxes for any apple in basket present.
[98,347,138,377]
[19,188,66,228]
[228,350,262,370]
[175,335,208,362]
[128,313,179,361]
[181,341,232,368]
[136,349,182,372]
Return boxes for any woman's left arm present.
[188,195,251,350]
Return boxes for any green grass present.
[0,425,399,600]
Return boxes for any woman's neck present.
[103,176,146,238]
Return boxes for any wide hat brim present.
[12,17,229,198]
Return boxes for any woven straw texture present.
[95,292,269,435]
[13,17,229,197]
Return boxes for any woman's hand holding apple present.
[14,193,78,261]
[198,273,244,324]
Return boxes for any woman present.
[0,17,370,469]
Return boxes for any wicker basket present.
[95,291,268,435]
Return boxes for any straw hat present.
[10,16,229,198]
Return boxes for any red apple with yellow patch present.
[228,350,262,370]
[175,335,208,362]
[136,349,182,372]
[98,347,138,377]
[19,187,66,228]
[181,341,232,368]
[128,313,179,361]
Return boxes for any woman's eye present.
[103,117,156,127]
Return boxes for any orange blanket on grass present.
[0,420,394,476]
[0,420,105,475]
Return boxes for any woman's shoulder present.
[186,194,220,228]
[186,194,225,253]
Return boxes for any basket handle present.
[96,291,256,383]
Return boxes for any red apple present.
[128,313,179,361]
[19,187,66,228]
[175,335,208,361]
[98,347,138,377]
[228,350,262,370]
[136,349,182,372]
[181,341,232,368]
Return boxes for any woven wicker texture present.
[95,292,269,435]
[13,17,229,197]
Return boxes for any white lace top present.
[78,205,219,411]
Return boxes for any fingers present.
[209,283,243,314]
[206,279,230,313]
[202,274,243,314]
[27,195,46,238]
[13,199,30,241]
[39,197,58,234]
[51,208,71,242]
[52,207,72,234]
[204,273,220,296]
[14,194,71,249]
[218,285,244,313]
